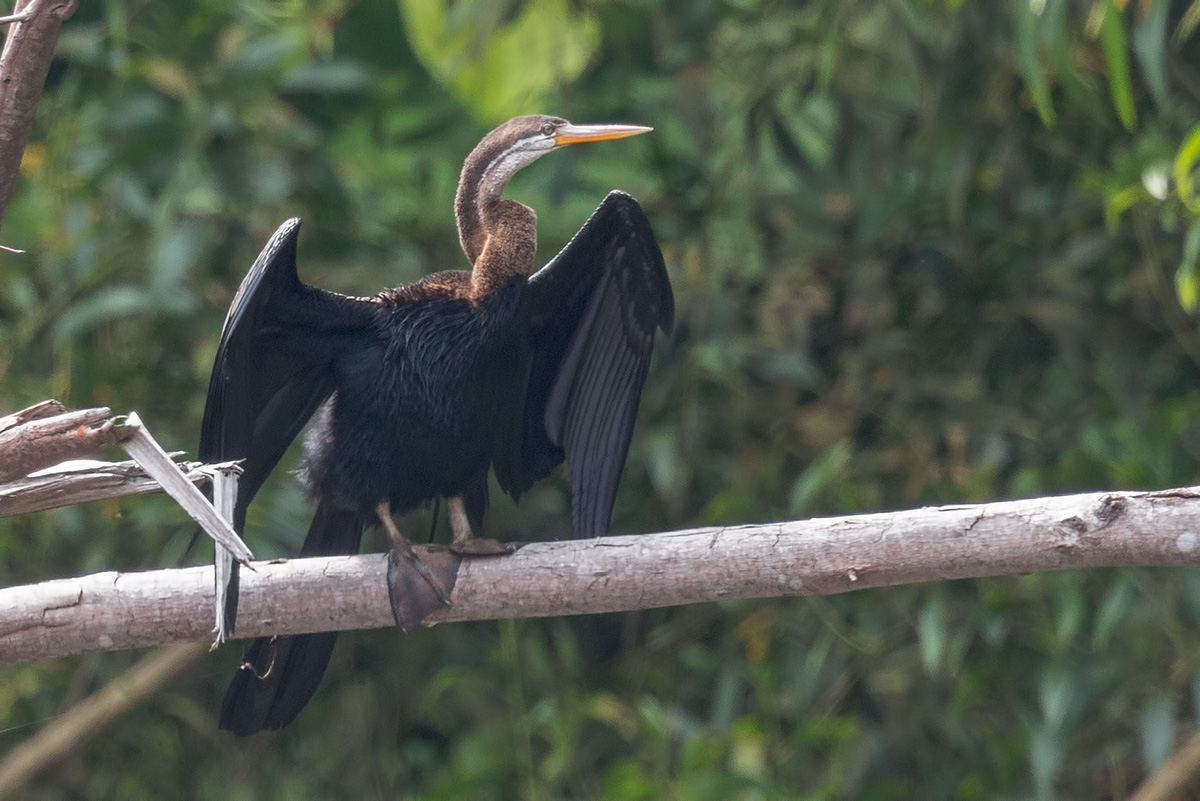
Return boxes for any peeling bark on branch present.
[0,399,65,431]
[0,458,235,517]
[2,486,1200,667]
[0,404,129,481]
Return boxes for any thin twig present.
[0,9,34,25]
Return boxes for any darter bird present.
[200,115,674,735]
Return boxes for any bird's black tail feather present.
[219,502,364,736]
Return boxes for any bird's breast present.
[301,277,529,515]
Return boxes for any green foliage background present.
[3,0,1200,797]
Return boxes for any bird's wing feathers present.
[202,220,374,732]
[494,191,673,539]
[198,218,378,530]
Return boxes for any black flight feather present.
[493,191,674,538]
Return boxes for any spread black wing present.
[200,218,380,735]
[198,218,379,530]
[493,191,674,538]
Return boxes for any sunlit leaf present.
[398,0,600,123]
[1176,122,1200,212]
[1104,183,1147,231]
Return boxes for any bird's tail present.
[219,502,364,736]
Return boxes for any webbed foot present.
[377,502,460,631]
[386,545,460,631]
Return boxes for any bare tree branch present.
[0,403,252,564]
[2,485,1199,667]
[0,0,78,232]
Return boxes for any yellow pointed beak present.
[554,123,653,146]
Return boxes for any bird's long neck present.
[456,143,538,299]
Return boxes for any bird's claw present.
[386,546,460,632]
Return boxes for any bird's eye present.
[541,122,556,137]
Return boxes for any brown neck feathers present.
[454,129,542,299]
[470,200,537,297]
[455,152,488,266]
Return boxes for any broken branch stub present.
[0,406,127,482]
[118,412,253,564]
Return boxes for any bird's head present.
[470,115,652,179]
[456,115,652,265]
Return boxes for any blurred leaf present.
[1132,0,1170,105]
[399,0,600,122]
[1091,578,1133,647]
[730,717,766,779]
[151,222,203,300]
[223,32,304,78]
[1039,669,1073,730]
[282,61,373,94]
[142,56,195,99]
[1176,121,1200,212]
[1176,1,1200,43]
[735,607,775,663]
[1098,0,1137,129]
[1016,0,1057,128]
[1175,221,1200,312]
[918,593,946,675]
[788,439,851,516]
[1105,183,1147,230]
[49,286,151,342]
[1138,693,1175,770]
[1029,727,1064,800]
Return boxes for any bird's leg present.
[447,496,511,556]
[447,496,473,548]
[378,501,456,632]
